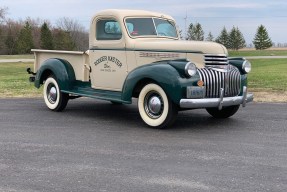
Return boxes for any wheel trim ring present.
[144,91,164,119]
[47,83,58,104]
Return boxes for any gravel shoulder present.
[251,91,287,103]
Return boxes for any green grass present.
[248,59,287,92]
[0,62,42,97]
[229,50,287,57]
[0,55,34,59]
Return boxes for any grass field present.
[229,48,287,57]
[229,50,287,57]
[0,55,34,59]
[249,59,287,91]
[0,62,42,98]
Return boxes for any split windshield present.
[125,18,178,38]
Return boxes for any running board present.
[62,85,131,104]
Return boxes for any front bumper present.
[180,86,253,109]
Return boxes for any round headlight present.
[185,62,197,77]
[242,60,251,73]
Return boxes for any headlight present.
[242,60,251,73]
[185,62,197,77]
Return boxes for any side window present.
[154,18,177,38]
[96,19,122,40]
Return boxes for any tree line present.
[0,7,88,55]
[183,22,273,50]
[0,7,274,54]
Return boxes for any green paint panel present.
[62,81,129,104]
[35,58,76,90]
[122,62,201,105]
[228,57,246,74]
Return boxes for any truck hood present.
[133,39,228,55]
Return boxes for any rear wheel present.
[138,83,178,129]
[43,76,69,112]
[206,105,240,118]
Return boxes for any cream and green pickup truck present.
[28,9,253,128]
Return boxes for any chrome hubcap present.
[148,96,162,114]
[47,84,57,104]
[144,92,163,119]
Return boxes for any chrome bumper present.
[180,86,253,109]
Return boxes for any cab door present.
[89,17,127,91]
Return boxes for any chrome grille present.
[197,65,241,98]
[204,54,228,66]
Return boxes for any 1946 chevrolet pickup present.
[28,9,253,128]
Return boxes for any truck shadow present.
[64,98,241,131]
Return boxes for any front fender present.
[122,63,200,104]
[35,58,76,90]
[228,57,246,74]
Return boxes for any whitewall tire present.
[138,83,177,128]
[43,76,69,112]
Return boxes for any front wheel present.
[206,105,240,118]
[43,76,69,112]
[138,83,178,129]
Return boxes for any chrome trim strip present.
[204,54,229,66]
[242,86,248,107]
[180,86,253,109]
[218,88,224,110]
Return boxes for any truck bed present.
[32,49,90,82]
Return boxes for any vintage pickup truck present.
[28,9,253,128]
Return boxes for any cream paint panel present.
[126,51,137,72]
[133,40,227,55]
[186,53,205,68]
[32,49,90,82]
[89,50,127,91]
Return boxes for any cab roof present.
[93,9,175,21]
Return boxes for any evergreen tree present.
[186,23,193,40]
[16,22,34,54]
[40,22,54,49]
[216,27,229,48]
[53,29,75,50]
[205,31,214,41]
[191,23,204,41]
[186,23,204,41]
[253,25,273,50]
[228,26,246,50]
[178,29,183,40]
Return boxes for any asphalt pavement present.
[0,98,286,192]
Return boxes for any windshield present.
[125,17,178,38]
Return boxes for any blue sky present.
[1,0,287,45]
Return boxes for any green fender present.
[121,63,200,105]
[34,58,76,90]
[229,58,249,95]
[228,57,246,74]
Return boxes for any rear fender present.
[35,58,76,90]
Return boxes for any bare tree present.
[0,7,9,53]
[5,19,23,54]
[0,7,7,22]
[56,17,88,51]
